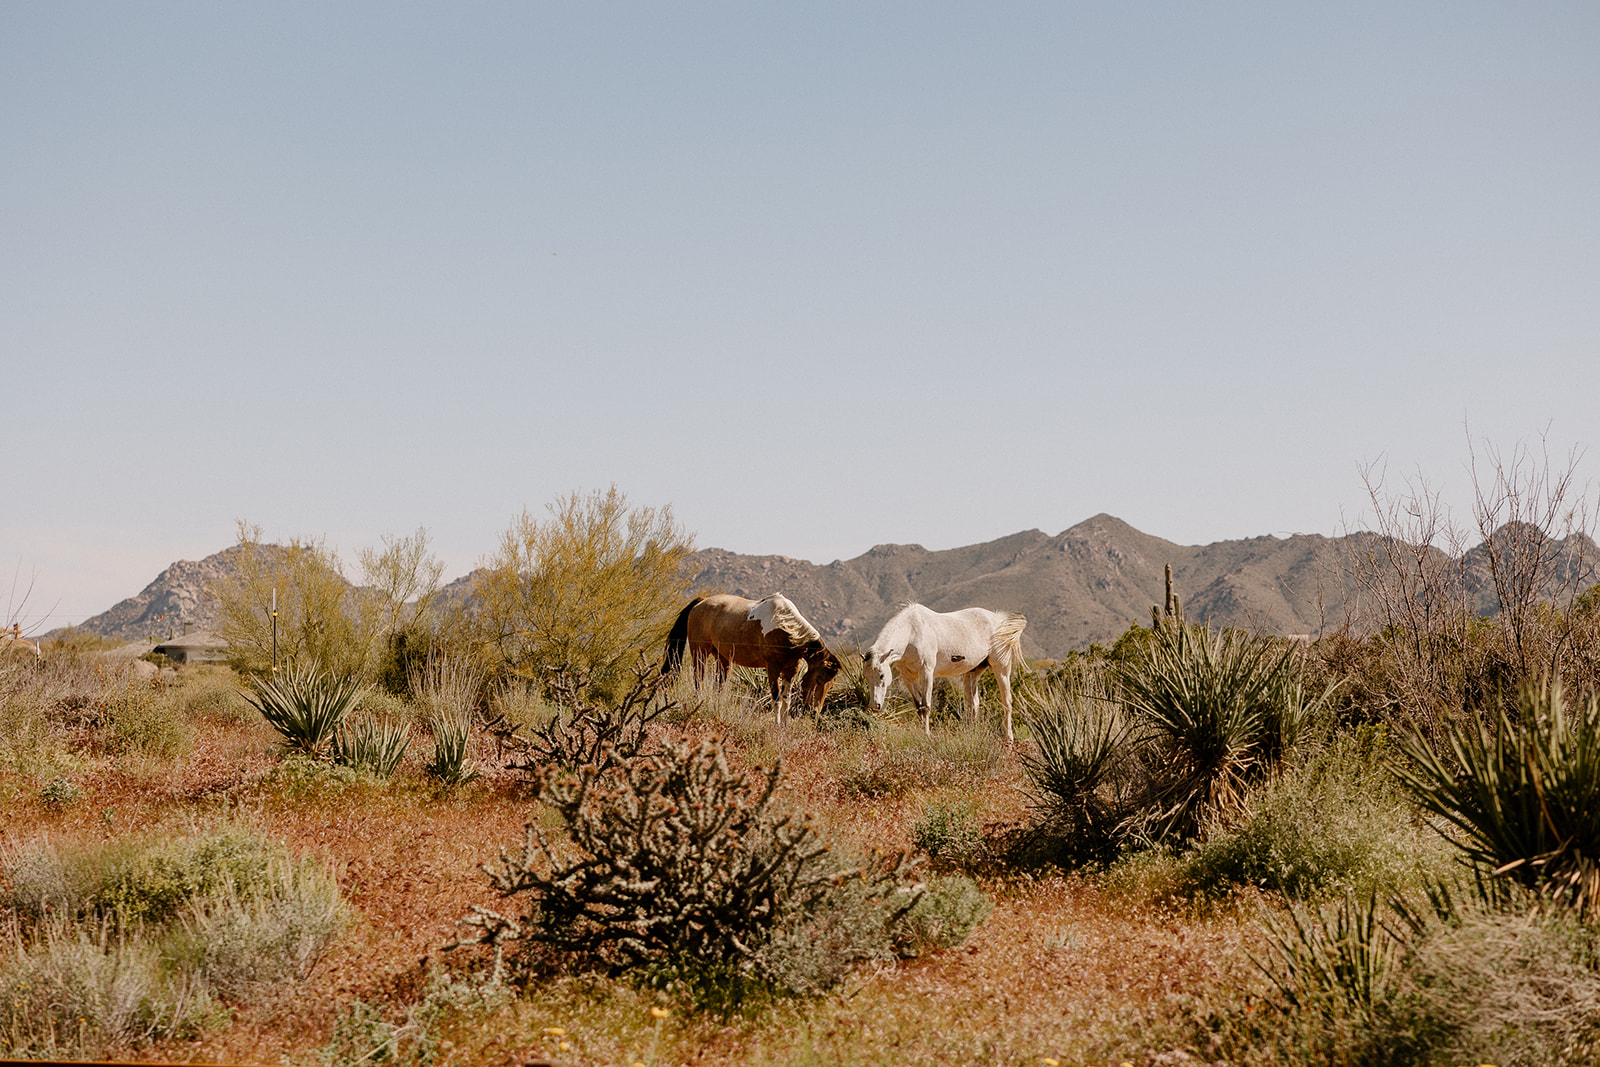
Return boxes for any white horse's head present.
[862,647,899,710]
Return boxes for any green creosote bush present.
[246,662,367,756]
[1,825,344,1057]
[1396,679,1600,920]
[1174,731,1451,904]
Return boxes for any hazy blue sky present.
[5,3,1598,629]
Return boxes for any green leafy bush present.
[894,875,993,956]
[911,799,985,868]
[1175,733,1449,903]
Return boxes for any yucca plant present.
[333,714,412,777]
[244,663,366,756]
[1019,678,1132,857]
[1395,680,1600,920]
[425,709,476,784]
[1118,620,1320,845]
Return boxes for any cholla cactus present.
[456,735,916,983]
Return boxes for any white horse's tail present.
[989,611,1027,667]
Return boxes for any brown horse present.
[661,593,841,721]
[2,623,41,661]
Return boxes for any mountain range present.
[61,515,1596,658]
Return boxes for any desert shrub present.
[259,754,377,798]
[0,929,227,1056]
[1397,680,1600,919]
[173,666,250,723]
[468,486,696,698]
[163,861,345,998]
[1,826,344,1057]
[39,774,84,808]
[8,825,275,930]
[456,733,919,1007]
[245,662,366,756]
[98,678,193,759]
[911,799,985,868]
[893,875,993,957]
[1174,733,1448,904]
[1256,889,1600,1066]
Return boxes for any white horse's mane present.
[748,593,821,646]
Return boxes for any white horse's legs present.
[961,671,982,723]
[918,669,936,734]
[994,665,1015,743]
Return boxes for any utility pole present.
[271,587,278,673]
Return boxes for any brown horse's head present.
[799,641,842,710]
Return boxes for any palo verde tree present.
[470,486,696,695]
[212,522,444,682]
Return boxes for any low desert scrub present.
[171,666,251,723]
[1256,888,1600,1066]
[98,677,194,760]
[1173,731,1452,904]
[1,824,344,1057]
[911,798,986,868]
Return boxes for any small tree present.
[212,523,362,677]
[470,486,696,694]
[211,522,445,683]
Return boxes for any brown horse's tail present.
[661,596,705,675]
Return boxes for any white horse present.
[862,604,1027,741]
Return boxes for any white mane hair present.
[748,593,821,646]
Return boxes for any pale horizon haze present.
[4,3,1599,629]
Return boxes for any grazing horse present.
[1,623,41,662]
[662,593,842,722]
[863,604,1027,741]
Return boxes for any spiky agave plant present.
[245,663,366,755]
[1395,680,1600,920]
[1118,621,1319,845]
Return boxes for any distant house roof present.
[151,630,229,664]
